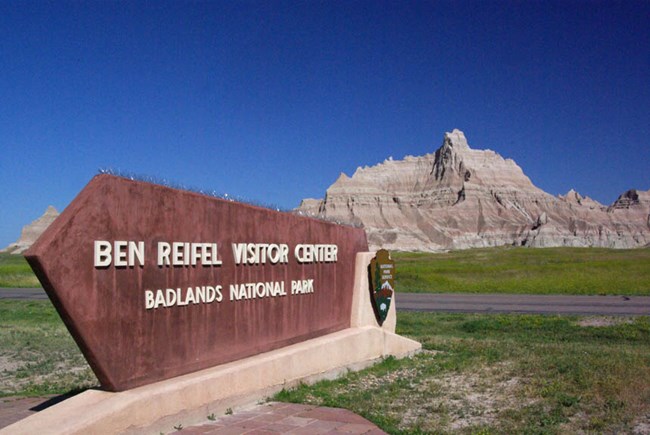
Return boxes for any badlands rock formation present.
[297,130,650,251]
[2,206,59,254]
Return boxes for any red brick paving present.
[176,402,386,435]
[0,396,53,429]
[0,397,386,434]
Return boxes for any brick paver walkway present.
[175,402,386,435]
[1,397,385,434]
[0,396,55,429]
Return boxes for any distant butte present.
[297,129,650,251]
[4,131,649,254]
[2,206,59,254]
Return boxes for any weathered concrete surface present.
[298,129,650,251]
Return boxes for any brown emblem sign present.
[369,249,395,325]
[25,174,368,391]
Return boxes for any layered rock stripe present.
[2,206,59,254]
[5,130,650,254]
[298,129,650,251]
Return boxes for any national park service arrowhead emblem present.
[369,249,395,325]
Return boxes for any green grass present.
[3,247,650,295]
[1,300,649,433]
[2,244,649,431]
[276,312,650,434]
[0,300,97,397]
[394,247,650,295]
[0,253,41,288]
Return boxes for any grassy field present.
[1,300,649,433]
[276,312,650,434]
[0,253,40,288]
[4,247,650,295]
[0,300,97,397]
[394,247,650,295]
[2,247,649,433]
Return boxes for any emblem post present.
[369,249,395,325]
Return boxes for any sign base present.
[2,253,421,435]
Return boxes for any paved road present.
[396,293,650,316]
[2,288,649,315]
[0,288,48,300]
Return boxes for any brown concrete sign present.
[25,174,368,391]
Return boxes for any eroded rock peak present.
[297,130,649,251]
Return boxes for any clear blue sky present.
[1,0,648,248]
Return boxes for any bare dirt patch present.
[409,362,530,431]
[0,352,95,396]
[335,358,528,432]
[632,414,650,435]
[445,370,525,430]
[0,355,22,374]
[576,316,635,327]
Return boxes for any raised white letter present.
[94,240,112,267]
[157,242,171,266]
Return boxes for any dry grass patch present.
[394,362,530,432]
[576,316,635,327]
[276,351,537,433]
[276,312,650,434]
[0,300,97,397]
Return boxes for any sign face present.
[25,175,368,391]
[369,249,395,325]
